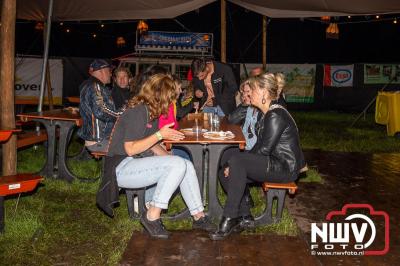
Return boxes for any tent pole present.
[262,16,267,69]
[38,0,54,112]
[0,0,17,175]
[220,0,226,63]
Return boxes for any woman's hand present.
[224,167,230,178]
[159,123,185,141]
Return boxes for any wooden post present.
[0,0,17,175]
[44,23,54,110]
[262,16,267,69]
[220,0,226,63]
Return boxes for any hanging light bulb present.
[66,28,70,33]
[321,16,331,21]
[375,15,380,19]
[347,16,351,19]
[116,36,126,47]
[59,22,64,26]
[394,18,398,24]
[92,33,97,38]
[101,24,105,28]
[137,20,148,34]
[35,22,44,31]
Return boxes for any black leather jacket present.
[227,104,248,125]
[250,104,305,181]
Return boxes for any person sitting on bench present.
[210,73,306,240]
[78,59,122,152]
[102,74,214,239]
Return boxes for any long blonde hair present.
[127,74,177,120]
[247,72,280,101]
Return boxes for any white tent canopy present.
[16,0,400,21]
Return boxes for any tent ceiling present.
[230,0,400,17]
[16,0,215,21]
[16,0,400,21]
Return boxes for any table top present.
[66,96,80,103]
[17,108,82,126]
[164,116,246,150]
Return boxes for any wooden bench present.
[260,182,298,224]
[0,173,43,232]
[16,129,48,149]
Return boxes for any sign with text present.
[324,65,354,87]
[241,64,315,103]
[364,64,400,84]
[15,57,63,105]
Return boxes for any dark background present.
[16,1,400,64]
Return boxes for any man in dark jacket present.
[191,58,238,116]
[112,67,132,110]
[78,59,122,152]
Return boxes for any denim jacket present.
[78,76,122,142]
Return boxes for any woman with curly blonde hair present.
[100,74,214,239]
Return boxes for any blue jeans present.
[202,105,225,117]
[116,155,204,215]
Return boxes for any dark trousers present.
[218,148,252,217]
[222,151,294,218]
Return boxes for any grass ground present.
[1,111,398,265]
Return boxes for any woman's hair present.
[127,74,177,120]
[275,72,285,94]
[247,72,280,101]
[130,65,169,97]
[239,80,250,93]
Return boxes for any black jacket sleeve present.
[227,104,247,125]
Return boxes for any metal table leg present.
[56,121,77,182]
[207,144,232,219]
[34,119,56,178]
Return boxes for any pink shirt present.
[158,103,178,129]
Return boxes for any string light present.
[376,15,380,19]
[394,19,398,24]
[100,24,104,28]
[59,22,64,26]
[347,16,351,19]
[35,22,44,31]
[66,29,70,33]
[92,33,97,38]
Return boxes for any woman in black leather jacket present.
[210,73,306,240]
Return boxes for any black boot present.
[240,214,255,229]
[209,216,241,240]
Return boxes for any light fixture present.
[101,24,105,28]
[93,33,97,38]
[321,16,330,21]
[35,22,44,30]
[347,16,351,19]
[66,28,70,33]
[59,22,64,26]
[116,36,126,47]
[376,15,380,19]
[326,23,339,39]
[137,20,148,34]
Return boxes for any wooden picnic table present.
[164,115,246,219]
[17,109,82,182]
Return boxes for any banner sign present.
[364,64,400,84]
[15,57,63,105]
[136,31,212,55]
[240,64,316,103]
[323,65,354,87]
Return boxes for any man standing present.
[78,59,122,152]
[112,67,132,110]
[191,58,238,116]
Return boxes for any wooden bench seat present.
[0,173,43,232]
[16,129,48,149]
[262,182,298,195]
